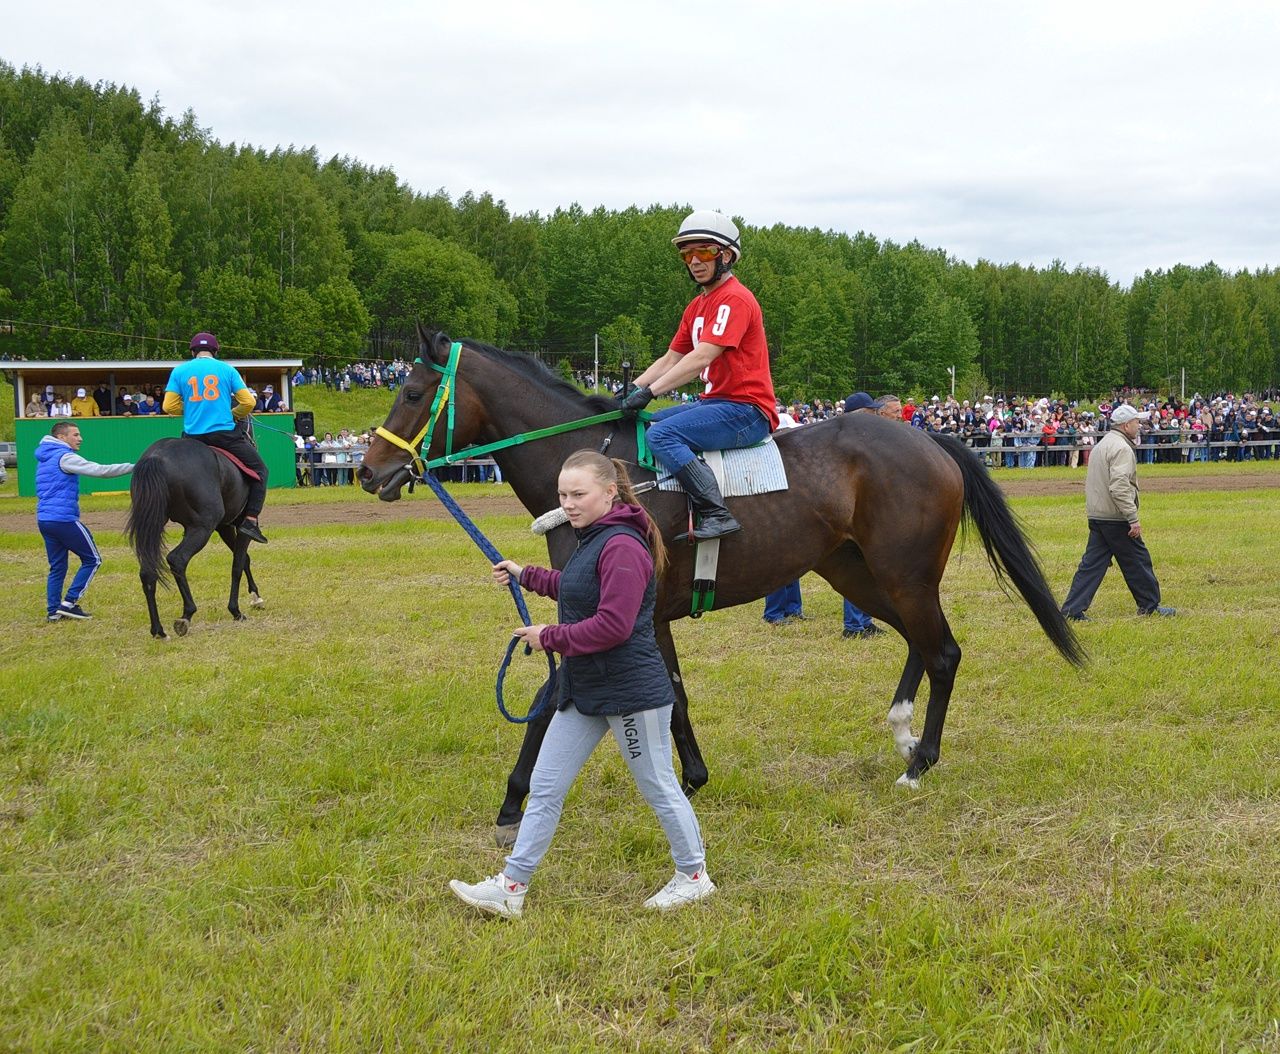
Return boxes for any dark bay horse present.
[360,327,1084,841]
[125,437,264,639]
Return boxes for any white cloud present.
[5,0,1280,284]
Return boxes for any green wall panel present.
[17,415,297,497]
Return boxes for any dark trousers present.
[1062,518,1162,616]
[188,428,269,518]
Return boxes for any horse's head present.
[359,324,461,501]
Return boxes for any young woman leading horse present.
[360,325,1085,843]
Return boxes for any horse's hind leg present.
[813,547,931,773]
[887,648,927,761]
[168,525,213,636]
[655,620,707,796]
[216,525,254,621]
[891,595,961,788]
[141,571,166,640]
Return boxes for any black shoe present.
[58,603,91,620]
[844,625,884,639]
[46,612,62,622]
[673,460,741,541]
[1063,611,1090,622]
[238,519,269,544]
[1142,606,1176,617]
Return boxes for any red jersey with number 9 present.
[669,276,778,431]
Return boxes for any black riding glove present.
[619,384,654,418]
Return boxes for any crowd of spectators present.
[291,429,502,486]
[21,382,288,417]
[292,360,413,392]
[21,383,169,418]
[777,390,1280,466]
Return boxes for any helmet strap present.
[688,249,734,287]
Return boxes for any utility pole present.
[947,365,956,399]
[593,333,599,391]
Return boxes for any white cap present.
[1110,404,1150,425]
[76,388,86,397]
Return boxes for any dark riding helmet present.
[189,331,220,355]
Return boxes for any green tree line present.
[2,63,1278,401]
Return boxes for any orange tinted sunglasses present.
[678,246,723,263]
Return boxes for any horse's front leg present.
[655,621,708,796]
[243,551,264,608]
[494,677,556,848]
[216,525,251,621]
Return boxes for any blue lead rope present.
[420,471,557,724]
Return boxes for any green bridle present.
[374,341,656,477]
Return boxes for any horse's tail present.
[929,433,1086,668]
[125,454,171,586]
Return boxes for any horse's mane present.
[461,338,618,413]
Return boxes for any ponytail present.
[611,458,668,577]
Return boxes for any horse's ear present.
[415,323,452,366]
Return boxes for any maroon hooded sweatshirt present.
[518,502,656,657]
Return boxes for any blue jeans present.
[39,519,101,615]
[646,399,771,473]
[763,581,802,622]
[843,600,875,632]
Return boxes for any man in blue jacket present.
[34,421,134,622]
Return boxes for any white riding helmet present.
[672,210,742,264]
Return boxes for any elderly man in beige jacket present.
[1061,403,1175,621]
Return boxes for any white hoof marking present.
[886,700,916,759]
[895,773,921,790]
[250,593,265,608]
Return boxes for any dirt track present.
[3,468,1278,533]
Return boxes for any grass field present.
[3,478,1280,1052]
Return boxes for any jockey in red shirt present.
[619,211,778,541]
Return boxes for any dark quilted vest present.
[556,523,675,717]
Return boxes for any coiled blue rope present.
[421,471,557,724]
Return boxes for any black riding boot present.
[674,459,741,541]
[237,517,268,544]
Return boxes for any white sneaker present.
[448,873,527,918]
[644,868,716,911]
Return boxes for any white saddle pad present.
[656,437,788,497]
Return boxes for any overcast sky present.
[7,0,1279,285]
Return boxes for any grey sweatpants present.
[503,703,706,884]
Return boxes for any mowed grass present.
[2,482,1280,1052]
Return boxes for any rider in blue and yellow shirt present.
[163,331,270,543]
